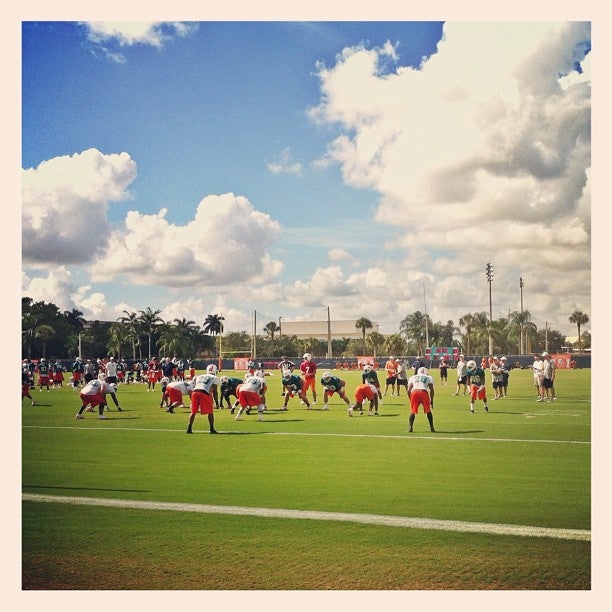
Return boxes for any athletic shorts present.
[238,389,262,408]
[167,387,183,404]
[386,375,397,384]
[80,392,106,408]
[396,379,407,387]
[542,378,553,389]
[410,389,431,414]
[303,377,316,392]
[457,376,467,384]
[355,385,376,403]
[191,390,213,415]
[470,384,487,401]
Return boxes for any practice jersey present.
[221,377,242,393]
[467,367,485,386]
[321,375,344,392]
[81,380,113,396]
[362,369,380,385]
[408,373,434,390]
[282,374,303,391]
[192,373,220,393]
[241,376,266,394]
[300,360,317,379]
[167,380,193,394]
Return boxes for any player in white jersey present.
[76,379,117,420]
[234,375,267,421]
[407,367,436,433]
[187,371,220,434]
[165,379,194,413]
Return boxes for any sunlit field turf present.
[21,367,591,590]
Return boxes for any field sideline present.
[21,366,591,590]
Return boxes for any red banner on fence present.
[233,357,250,371]
[551,354,574,369]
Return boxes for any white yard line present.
[22,425,590,445]
[22,493,590,542]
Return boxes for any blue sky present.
[21,19,592,337]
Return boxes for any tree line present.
[21,297,590,361]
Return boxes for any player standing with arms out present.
[466,359,489,413]
[299,353,318,405]
[186,368,219,434]
[407,367,436,433]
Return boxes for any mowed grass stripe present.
[23,493,590,542]
[22,424,590,445]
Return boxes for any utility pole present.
[327,306,332,359]
[519,276,524,355]
[486,263,494,355]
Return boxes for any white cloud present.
[267,147,303,175]
[90,193,282,287]
[308,22,591,333]
[22,149,137,266]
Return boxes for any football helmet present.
[206,364,218,374]
[467,360,477,370]
[303,353,311,361]
[363,364,372,373]
[417,367,428,375]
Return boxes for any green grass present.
[21,367,591,590]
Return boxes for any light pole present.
[519,276,524,355]
[486,263,494,355]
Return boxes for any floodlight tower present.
[486,263,494,355]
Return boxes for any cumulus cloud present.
[308,22,591,330]
[22,149,137,266]
[90,193,282,287]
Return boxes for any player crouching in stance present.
[466,360,489,413]
[281,373,311,410]
[407,367,435,433]
[76,380,117,420]
[234,373,267,421]
[349,383,379,416]
[219,375,243,411]
[187,366,220,434]
[320,372,351,411]
[165,379,194,413]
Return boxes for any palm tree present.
[507,310,533,355]
[63,308,86,332]
[458,313,475,356]
[203,314,225,357]
[355,317,373,355]
[399,311,430,356]
[263,321,279,341]
[365,331,386,359]
[569,310,589,354]
[34,324,56,358]
[138,307,164,360]
[108,323,129,359]
[119,310,141,360]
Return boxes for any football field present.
[21,367,591,591]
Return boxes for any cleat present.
[75,414,84,419]
[234,415,242,421]
[470,408,474,414]
[186,429,192,434]
[210,429,218,434]
[258,414,264,421]
[98,415,107,420]
[348,407,353,417]
[485,406,489,412]
[430,428,436,433]
[322,405,329,411]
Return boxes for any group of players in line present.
[23,351,540,434]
